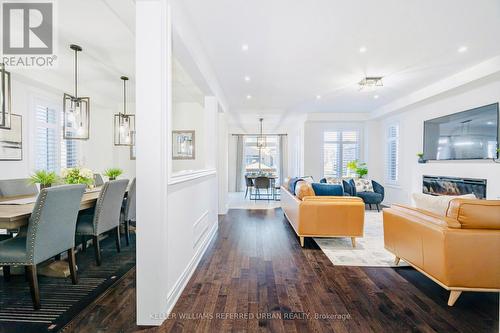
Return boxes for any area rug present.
[314,211,408,267]
[0,234,136,333]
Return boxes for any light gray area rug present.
[314,211,408,267]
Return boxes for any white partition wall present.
[136,0,170,325]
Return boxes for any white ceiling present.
[8,0,135,108]
[179,0,500,117]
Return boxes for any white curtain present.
[279,135,288,186]
[235,135,244,192]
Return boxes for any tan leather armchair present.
[281,185,365,247]
[383,199,500,306]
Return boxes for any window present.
[323,130,360,178]
[240,135,280,188]
[386,124,399,184]
[35,100,78,172]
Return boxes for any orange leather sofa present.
[383,199,500,306]
[281,183,365,247]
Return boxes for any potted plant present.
[61,167,94,187]
[347,160,368,178]
[104,168,123,181]
[417,152,426,164]
[29,170,58,190]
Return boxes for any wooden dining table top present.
[0,189,101,230]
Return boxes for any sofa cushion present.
[311,183,344,196]
[412,193,476,216]
[354,179,373,192]
[295,181,315,200]
[288,177,303,194]
[357,191,383,204]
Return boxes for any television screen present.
[423,103,499,160]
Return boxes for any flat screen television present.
[423,103,499,161]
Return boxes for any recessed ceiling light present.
[241,44,249,51]
[244,76,251,82]
[246,95,252,99]
[359,46,367,53]
[374,95,379,99]
[316,95,322,100]
[458,46,468,53]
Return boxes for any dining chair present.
[0,184,86,309]
[0,178,39,198]
[121,178,136,246]
[254,176,271,202]
[76,179,128,265]
[244,175,254,199]
[93,173,104,187]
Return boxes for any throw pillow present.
[355,179,373,192]
[294,181,315,200]
[412,193,476,216]
[288,177,303,194]
[311,183,344,196]
[302,176,315,183]
[324,177,341,184]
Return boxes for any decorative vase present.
[109,177,116,181]
[418,157,426,164]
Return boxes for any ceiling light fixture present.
[373,95,379,99]
[246,95,252,99]
[63,44,90,140]
[114,76,135,146]
[241,44,249,51]
[358,76,383,90]
[458,46,468,53]
[0,63,11,129]
[244,76,251,82]
[359,46,367,53]
[316,95,322,100]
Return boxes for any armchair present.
[343,179,384,211]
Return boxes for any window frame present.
[385,122,400,185]
[322,129,361,179]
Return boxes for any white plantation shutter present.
[323,130,360,178]
[386,124,399,184]
[35,101,78,172]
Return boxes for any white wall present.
[370,73,500,204]
[0,76,135,181]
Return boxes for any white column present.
[136,0,171,326]
[217,111,229,214]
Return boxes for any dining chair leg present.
[93,235,102,266]
[2,265,10,282]
[125,219,130,246]
[115,226,121,253]
[67,248,78,285]
[81,235,87,252]
[245,187,248,198]
[26,265,41,310]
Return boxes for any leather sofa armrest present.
[390,204,461,228]
[446,199,500,229]
[302,196,363,202]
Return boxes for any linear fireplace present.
[422,175,487,199]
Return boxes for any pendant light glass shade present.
[63,44,90,140]
[114,76,135,146]
[0,63,12,130]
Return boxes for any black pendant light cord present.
[74,48,78,98]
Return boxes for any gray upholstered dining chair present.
[254,176,271,202]
[121,178,136,246]
[93,173,104,187]
[76,179,128,265]
[0,178,39,197]
[0,184,86,309]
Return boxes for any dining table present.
[0,187,103,278]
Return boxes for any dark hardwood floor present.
[64,208,499,333]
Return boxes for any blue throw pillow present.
[311,183,344,196]
[288,177,303,194]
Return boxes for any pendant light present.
[257,118,266,148]
[0,63,11,129]
[63,44,90,140]
[114,76,135,146]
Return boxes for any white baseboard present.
[164,220,218,316]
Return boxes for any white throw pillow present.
[412,193,476,216]
[324,177,341,184]
[355,179,373,192]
